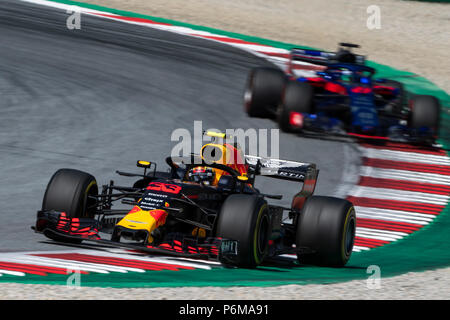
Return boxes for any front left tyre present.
[216,194,271,267]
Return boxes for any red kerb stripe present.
[95,14,171,25]
[0,261,87,276]
[192,35,272,47]
[354,237,390,248]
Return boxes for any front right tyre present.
[216,194,271,267]
[41,168,98,243]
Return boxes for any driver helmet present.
[188,166,216,185]
[334,49,356,64]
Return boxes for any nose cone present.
[116,206,168,237]
[148,209,168,228]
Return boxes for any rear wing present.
[245,155,318,181]
[290,48,336,66]
[245,155,320,207]
[289,48,366,68]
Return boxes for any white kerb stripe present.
[361,148,450,166]
[357,227,409,237]
[353,246,371,252]
[91,250,214,270]
[355,206,435,225]
[349,186,449,205]
[0,270,26,277]
[360,166,450,186]
[355,231,403,242]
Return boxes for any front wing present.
[33,210,238,263]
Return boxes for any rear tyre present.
[408,95,440,132]
[278,81,314,132]
[42,169,98,243]
[244,67,286,118]
[296,196,356,267]
[216,194,270,267]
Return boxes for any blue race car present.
[244,43,440,144]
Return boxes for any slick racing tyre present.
[296,196,356,267]
[41,169,98,243]
[244,67,286,118]
[216,194,270,267]
[42,168,98,218]
[278,81,314,132]
[408,95,440,132]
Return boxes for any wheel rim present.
[83,181,98,218]
[244,74,255,113]
[344,217,356,255]
[244,86,253,112]
[257,214,270,255]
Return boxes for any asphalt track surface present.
[0,0,359,252]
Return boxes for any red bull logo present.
[149,209,168,228]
